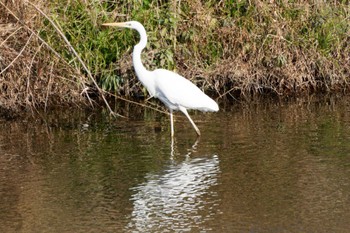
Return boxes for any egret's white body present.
[103,21,219,137]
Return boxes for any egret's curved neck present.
[131,25,156,96]
[132,27,149,76]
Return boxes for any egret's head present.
[102,21,142,30]
[102,20,147,46]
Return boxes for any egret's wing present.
[152,69,218,111]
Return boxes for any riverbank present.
[1,1,349,115]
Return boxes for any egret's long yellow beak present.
[102,22,126,27]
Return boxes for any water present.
[1,97,350,232]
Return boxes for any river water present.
[0,96,349,232]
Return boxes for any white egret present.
[103,21,219,137]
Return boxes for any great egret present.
[103,21,219,137]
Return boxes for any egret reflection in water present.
[126,154,220,232]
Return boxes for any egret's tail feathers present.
[197,97,219,112]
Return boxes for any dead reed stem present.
[26,1,118,116]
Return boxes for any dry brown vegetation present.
[0,1,92,118]
[0,0,349,117]
[171,1,350,98]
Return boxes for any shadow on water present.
[0,95,350,232]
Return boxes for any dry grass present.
[172,0,350,99]
[0,0,88,116]
[0,0,119,117]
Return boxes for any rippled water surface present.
[1,97,350,232]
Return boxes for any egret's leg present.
[170,135,175,157]
[179,107,201,136]
[170,110,174,137]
